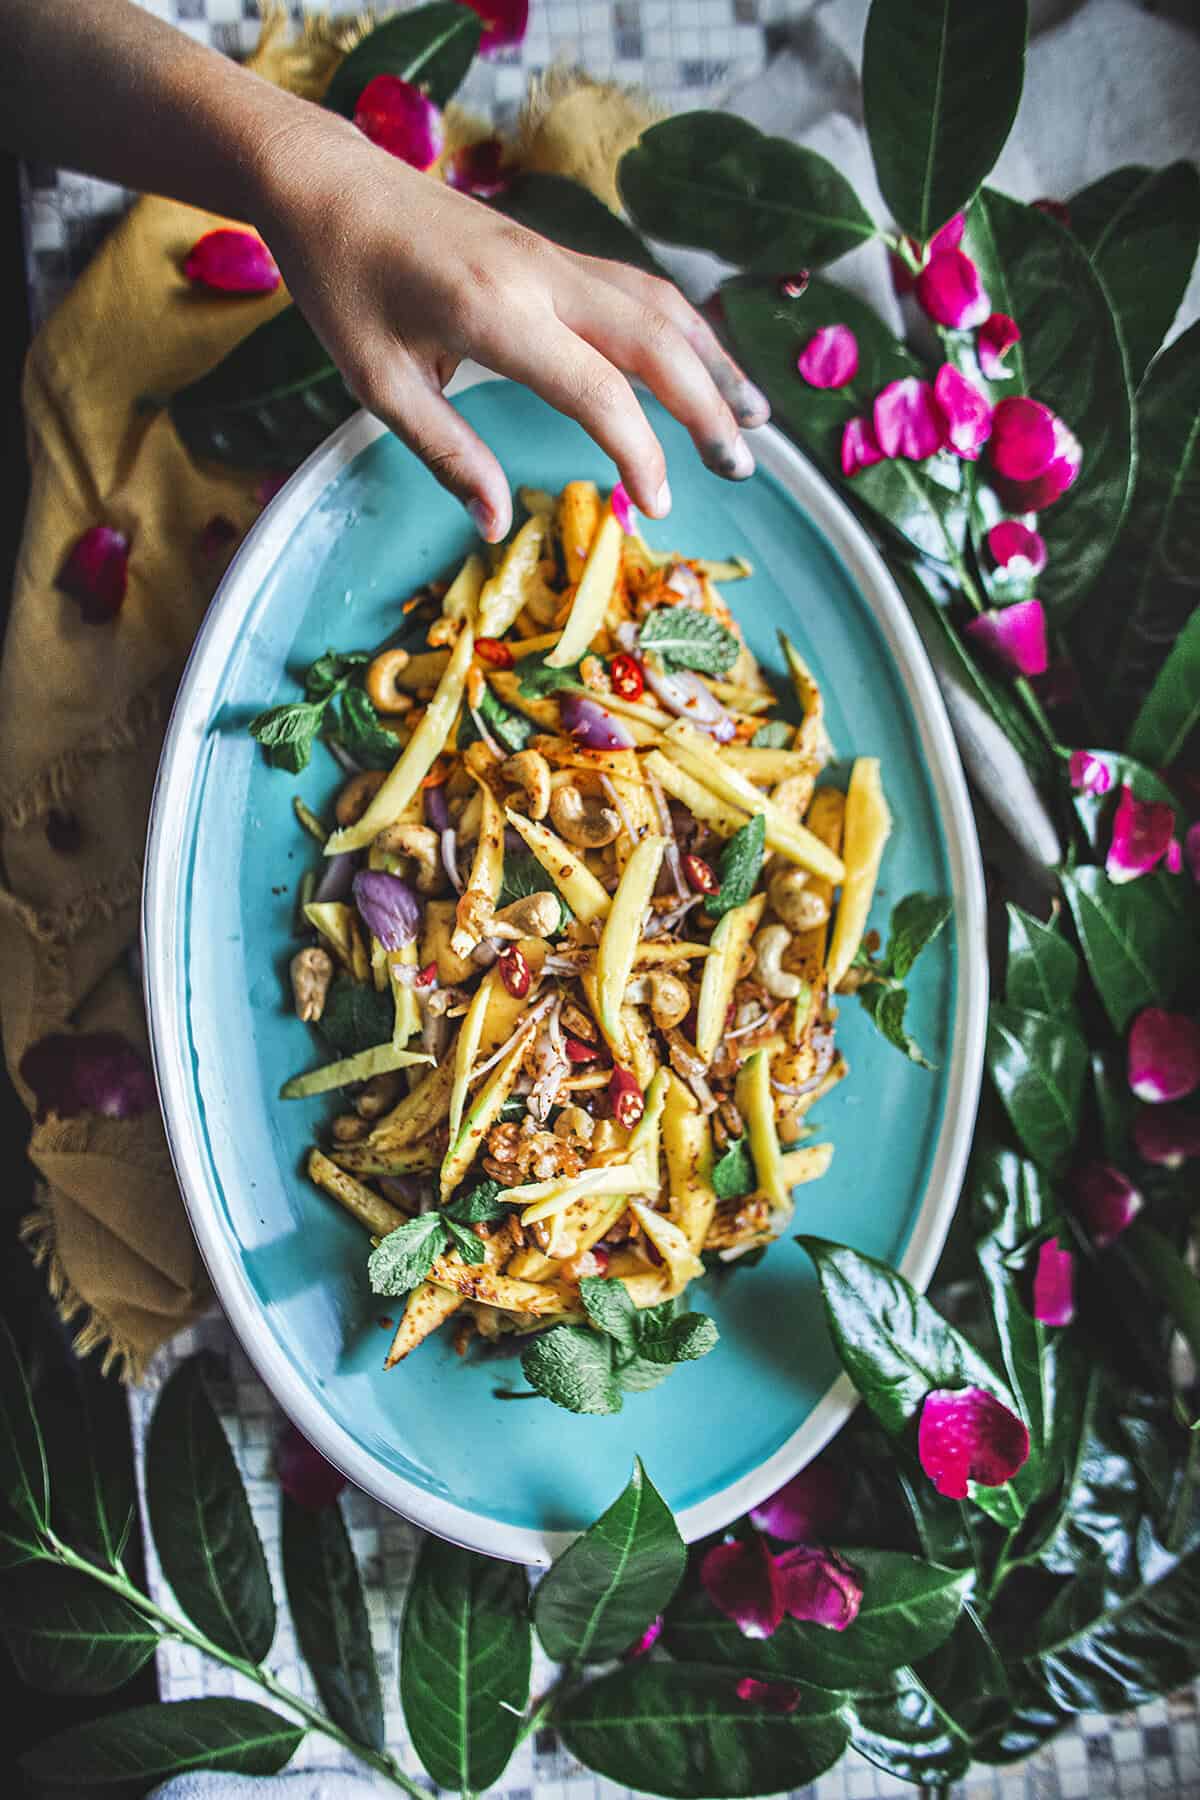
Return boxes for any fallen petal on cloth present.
[776,1545,863,1630]
[918,1386,1030,1500]
[873,377,945,460]
[735,1676,806,1713]
[1134,1105,1200,1168]
[978,312,1021,379]
[916,248,991,329]
[354,74,444,169]
[444,137,511,197]
[934,363,992,459]
[841,414,885,475]
[1069,749,1112,795]
[460,0,530,52]
[989,519,1046,576]
[56,526,130,624]
[989,397,1059,482]
[700,1535,785,1638]
[20,1032,156,1123]
[275,1421,348,1509]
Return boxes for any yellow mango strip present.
[826,758,892,990]
[385,1217,519,1367]
[389,941,421,1047]
[281,1042,432,1100]
[709,680,772,714]
[326,624,475,854]
[428,1264,577,1315]
[476,516,548,638]
[303,902,371,983]
[448,973,493,1146]
[557,479,603,580]
[595,833,666,1047]
[736,1048,789,1213]
[621,1003,661,1090]
[611,1264,675,1307]
[547,510,623,667]
[628,1200,704,1293]
[778,631,833,765]
[724,747,814,784]
[779,1143,834,1188]
[366,1059,455,1151]
[328,1142,439,1176]
[419,898,476,986]
[662,1070,716,1252]
[661,722,845,882]
[451,777,505,959]
[791,787,846,987]
[441,1034,528,1199]
[642,751,748,838]
[441,551,486,629]
[307,1148,408,1240]
[695,893,765,1063]
[505,807,611,923]
[518,486,557,518]
[508,632,562,659]
[592,690,675,734]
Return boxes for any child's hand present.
[252,111,770,540]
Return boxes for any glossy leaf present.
[986,1003,1088,1173]
[145,1357,275,1663]
[964,188,1135,616]
[20,1698,304,1783]
[0,1564,158,1694]
[851,1668,972,1786]
[1069,162,1200,388]
[862,0,1028,240]
[491,171,664,274]
[535,1458,685,1663]
[40,1353,138,1567]
[973,1667,1066,1763]
[1127,603,1200,767]
[619,113,877,271]
[0,1315,49,1532]
[281,1492,383,1750]
[557,1661,850,1797]
[1036,1369,1142,1581]
[1005,904,1079,1013]
[916,1600,1011,1741]
[798,1239,1011,1438]
[321,3,481,114]
[1059,868,1196,1034]
[400,1535,531,1792]
[720,276,969,564]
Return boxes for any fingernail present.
[467,497,495,540]
[652,479,672,518]
[736,382,771,426]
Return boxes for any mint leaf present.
[638,607,739,675]
[332,687,402,770]
[305,648,369,701]
[751,720,792,748]
[478,684,535,754]
[613,1356,673,1393]
[860,983,935,1069]
[707,813,766,920]
[368,1214,448,1296]
[317,977,395,1057]
[518,655,583,698]
[521,1327,623,1414]
[886,893,951,982]
[711,1136,755,1201]
[444,1179,509,1225]
[580,1277,640,1357]
[634,1311,719,1365]
[443,1217,488,1264]
[249,700,330,773]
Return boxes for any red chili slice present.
[475,637,514,669]
[498,945,531,997]
[565,1035,599,1063]
[609,653,645,701]
[683,853,719,895]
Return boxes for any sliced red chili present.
[475,636,514,669]
[498,944,531,997]
[609,1065,645,1129]
[565,1035,599,1063]
[683,853,719,895]
[609,652,645,701]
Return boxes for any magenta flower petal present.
[989,397,1058,481]
[1186,823,1200,883]
[992,410,1083,512]
[889,246,920,296]
[183,227,280,295]
[276,1421,347,1509]
[927,214,966,257]
[749,1460,844,1543]
[797,324,858,389]
[1166,838,1184,874]
[735,1676,805,1714]
[700,1537,785,1639]
[57,525,130,624]
[1068,750,1113,796]
[611,481,635,535]
[1032,1237,1075,1326]
[1128,1008,1200,1104]
[776,1546,863,1631]
[918,1387,1030,1501]
[1105,784,1175,883]
[964,598,1048,677]
[444,137,510,198]
[622,1615,664,1659]
[841,415,885,476]
[934,364,992,460]
[873,377,946,460]
[779,272,811,299]
[988,519,1047,576]
[460,0,529,52]
[20,1032,156,1122]
[916,248,991,330]
[255,470,290,508]
[1134,1105,1200,1169]
[978,312,1021,380]
[1073,1162,1143,1246]
[354,74,444,169]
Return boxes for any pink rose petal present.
[873,377,946,460]
[978,312,1021,380]
[354,74,444,169]
[20,1031,156,1122]
[988,519,1047,576]
[611,481,635,535]
[1073,1162,1143,1247]
[964,598,1048,677]
[57,525,130,624]
[1128,1007,1200,1104]
[993,409,1083,512]
[700,1536,785,1639]
[779,272,811,299]
[989,397,1058,481]
[1166,838,1184,874]
[1068,750,1112,797]
[276,1421,347,1509]
[776,1546,863,1631]
[1032,1237,1075,1326]
[460,0,529,52]
[749,1460,844,1543]
[1186,823,1200,883]
[1105,784,1175,883]
[841,414,885,476]
[934,363,993,460]
[918,1387,1030,1501]
[797,324,858,389]
[622,1615,663,1659]
[444,137,510,198]
[735,1676,805,1713]
[183,227,280,295]
[1134,1105,1200,1169]
[916,248,991,330]
[927,214,966,257]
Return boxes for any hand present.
[250,110,770,541]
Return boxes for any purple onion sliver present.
[441,828,464,893]
[424,782,450,833]
[352,869,421,949]
[641,660,736,742]
[560,691,636,750]
[314,851,357,904]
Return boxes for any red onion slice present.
[640,659,736,742]
[313,852,356,904]
[560,692,636,750]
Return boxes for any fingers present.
[363,364,513,542]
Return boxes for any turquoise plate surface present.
[143,368,986,1564]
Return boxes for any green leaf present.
[321,2,482,115]
[521,1325,623,1414]
[1059,867,1196,1034]
[517,653,583,698]
[367,1214,449,1296]
[858,983,935,1068]
[964,189,1136,617]
[558,1661,850,1796]
[1127,602,1200,767]
[20,1698,304,1784]
[708,813,765,920]
[477,681,535,754]
[851,1668,972,1786]
[333,687,403,770]
[719,275,969,564]
[862,0,1028,240]
[535,1457,685,1663]
[634,1312,719,1366]
[916,1599,1012,1741]
[1036,1368,1144,1581]
[619,113,877,272]
[0,1565,158,1695]
[639,606,739,675]
[281,1492,383,1750]
[248,699,329,773]
[317,974,396,1057]
[145,1357,275,1663]
[973,1667,1067,1763]
[304,648,369,700]
[1069,162,1200,389]
[884,893,952,983]
[750,720,792,748]
[40,1343,141,1568]
[798,1238,1012,1438]
[579,1276,641,1357]
[711,1136,756,1202]
[490,171,665,275]
[0,1315,49,1532]
[986,1003,1088,1173]
[444,1178,509,1225]
[443,1215,488,1264]
[400,1536,531,1792]
[1005,903,1079,1013]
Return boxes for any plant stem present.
[513,1666,576,1750]
[1013,676,1066,756]
[46,1535,425,1796]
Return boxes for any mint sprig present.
[638,606,739,675]
[711,1136,756,1201]
[707,812,766,920]
[520,1285,718,1414]
[517,654,584,698]
[853,892,951,1067]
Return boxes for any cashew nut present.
[463,739,501,781]
[492,891,561,939]
[769,866,830,932]
[290,947,334,1022]
[373,821,444,894]
[553,1104,595,1147]
[501,749,552,821]
[454,887,495,947]
[549,783,621,848]
[754,924,804,1000]
[648,970,691,1031]
[335,770,386,827]
[365,648,414,715]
